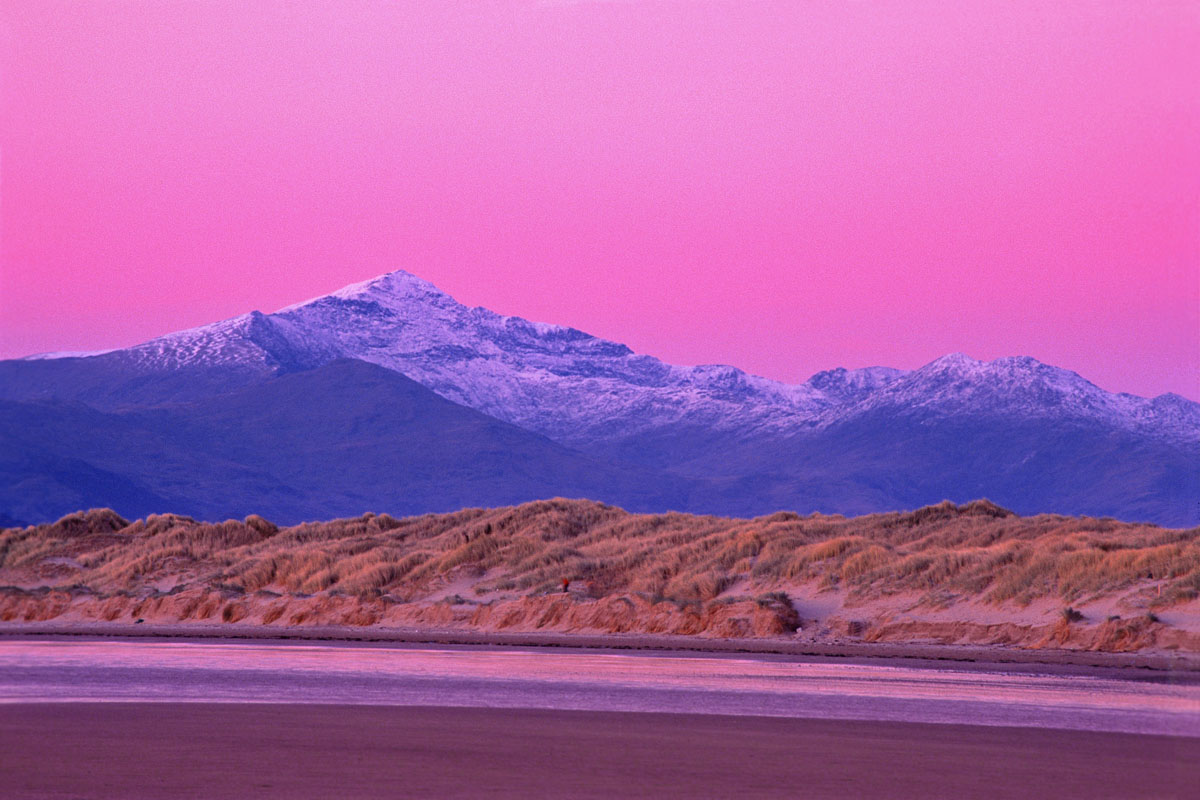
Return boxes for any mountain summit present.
[3,269,1197,526]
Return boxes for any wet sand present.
[1,703,1196,799]
[4,638,1197,735]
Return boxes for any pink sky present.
[2,1,1197,399]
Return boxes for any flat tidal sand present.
[0,704,1196,800]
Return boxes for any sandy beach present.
[1,703,1197,799]
[1,633,1197,798]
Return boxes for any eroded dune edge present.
[2,499,1198,655]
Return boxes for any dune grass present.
[1,499,1197,610]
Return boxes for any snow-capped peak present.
[927,351,980,369]
[257,270,825,441]
[277,269,455,314]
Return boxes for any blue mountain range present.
[2,270,1196,527]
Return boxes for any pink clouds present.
[1,1,1196,398]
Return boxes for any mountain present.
[0,359,692,525]
[2,270,1197,526]
[822,352,1200,439]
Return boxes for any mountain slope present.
[0,360,692,525]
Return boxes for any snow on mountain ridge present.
[23,269,1197,445]
[824,351,1199,440]
[279,269,461,315]
[260,270,834,443]
[118,312,279,370]
[23,349,117,360]
[803,365,909,403]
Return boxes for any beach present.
[1,635,1198,798]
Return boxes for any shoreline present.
[4,621,1198,676]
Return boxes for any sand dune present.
[2,499,1197,653]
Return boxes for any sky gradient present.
[2,1,1197,399]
